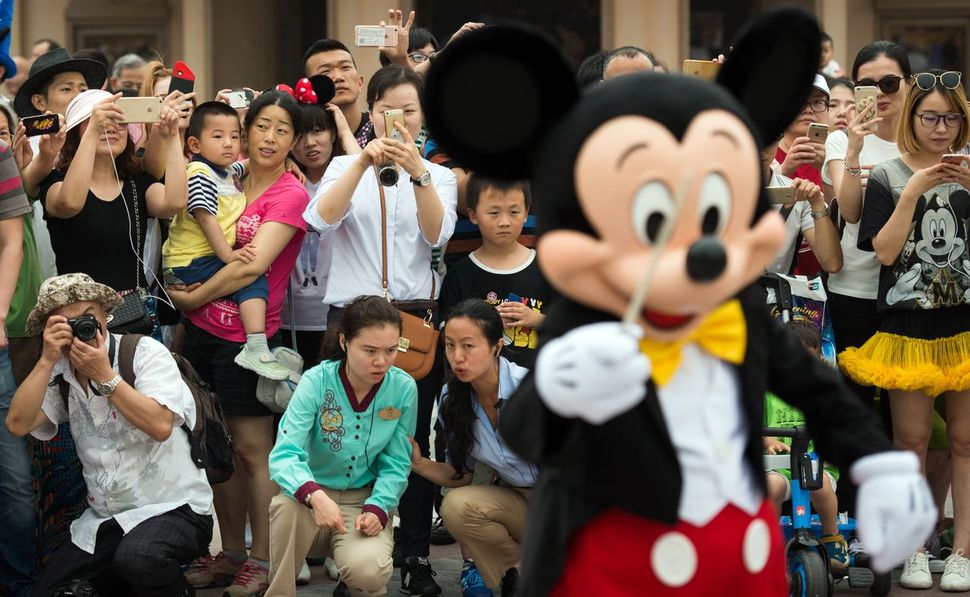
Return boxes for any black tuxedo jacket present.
[500,284,893,596]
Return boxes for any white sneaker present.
[941,550,970,592]
[901,552,933,590]
[296,561,311,586]
[325,556,339,580]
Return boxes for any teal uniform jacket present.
[269,359,418,526]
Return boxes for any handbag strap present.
[376,176,435,302]
[129,179,141,289]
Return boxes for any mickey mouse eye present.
[697,173,732,237]
[632,182,676,245]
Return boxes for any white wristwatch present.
[94,374,123,397]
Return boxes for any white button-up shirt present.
[303,156,458,307]
[656,343,761,526]
[32,335,213,554]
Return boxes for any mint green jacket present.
[269,360,417,524]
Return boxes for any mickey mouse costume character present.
[424,8,937,597]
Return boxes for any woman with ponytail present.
[409,299,537,597]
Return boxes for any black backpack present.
[56,334,234,485]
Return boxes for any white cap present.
[812,74,830,98]
[64,89,114,133]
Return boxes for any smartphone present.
[383,109,405,141]
[168,60,195,95]
[226,89,254,109]
[506,293,522,303]
[117,96,162,124]
[766,186,795,204]
[682,59,720,81]
[807,122,829,143]
[854,85,878,123]
[22,113,60,137]
[942,154,970,168]
[355,25,398,48]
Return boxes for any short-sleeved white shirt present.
[766,170,815,275]
[822,130,900,299]
[32,334,213,554]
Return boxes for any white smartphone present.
[355,25,398,47]
[226,89,254,109]
[766,186,795,204]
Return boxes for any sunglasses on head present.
[913,71,962,91]
[855,74,905,94]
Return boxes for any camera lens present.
[378,164,398,187]
[71,317,98,342]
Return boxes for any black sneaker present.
[400,557,442,596]
[429,516,456,546]
[501,567,518,597]
[332,580,350,597]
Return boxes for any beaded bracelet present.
[844,162,863,177]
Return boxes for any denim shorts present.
[165,256,268,305]
[179,319,281,417]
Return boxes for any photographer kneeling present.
[4,273,213,597]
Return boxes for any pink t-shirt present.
[185,172,309,343]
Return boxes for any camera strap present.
[376,178,435,302]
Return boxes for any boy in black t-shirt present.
[439,175,552,369]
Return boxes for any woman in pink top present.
[168,90,309,594]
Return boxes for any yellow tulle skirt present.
[839,330,970,397]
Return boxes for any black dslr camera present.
[52,578,100,596]
[67,314,99,342]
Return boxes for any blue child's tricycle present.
[764,425,892,597]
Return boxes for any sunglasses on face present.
[913,71,962,91]
[916,112,966,128]
[855,74,905,94]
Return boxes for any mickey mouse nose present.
[686,237,727,282]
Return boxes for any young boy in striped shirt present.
[162,101,289,380]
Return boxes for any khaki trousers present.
[266,488,394,597]
[439,485,530,588]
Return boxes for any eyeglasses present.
[913,71,962,91]
[802,98,829,113]
[917,112,966,128]
[408,51,436,64]
[855,75,905,95]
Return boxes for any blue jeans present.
[0,346,37,596]
[165,256,268,304]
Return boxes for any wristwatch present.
[811,206,831,220]
[94,374,123,397]
[410,171,432,187]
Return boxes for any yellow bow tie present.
[639,299,747,387]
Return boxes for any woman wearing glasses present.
[843,69,970,592]
[822,42,910,411]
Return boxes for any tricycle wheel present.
[789,548,829,597]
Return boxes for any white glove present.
[534,322,651,424]
[852,451,937,573]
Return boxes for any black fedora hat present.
[14,48,107,117]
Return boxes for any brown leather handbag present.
[378,182,439,380]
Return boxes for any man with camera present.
[5,273,213,597]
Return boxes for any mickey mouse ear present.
[423,24,579,180]
[309,75,336,105]
[716,6,821,149]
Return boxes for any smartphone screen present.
[355,25,398,47]
[22,114,60,137]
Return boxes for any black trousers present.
[32,505,212,597]
[327,305,443,558]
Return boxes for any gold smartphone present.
[942,153,970,168]
[117,97,162,124]
[766,186,795,204]
[682,59,720,81]
[807,122,829,143]
[854,86,878,123]
[383,109,405,141]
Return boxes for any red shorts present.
[552,501,787,597]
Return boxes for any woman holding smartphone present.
[409,299,535,597]
[304,65,457,596]
[822,42,911,411]
[844,69,970,592]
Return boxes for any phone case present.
[506,293,523,303]
[854,86,877,122]
[384,109,405,141]
[169,60,195,95]
[22,114,59,137]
